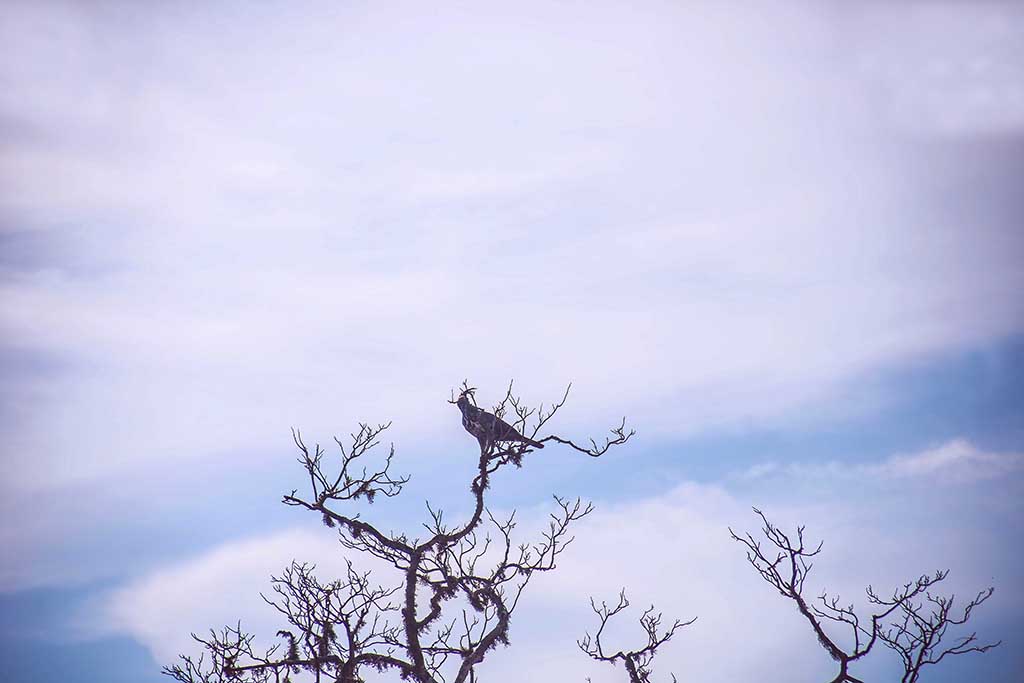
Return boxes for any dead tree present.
[877,585,1000,683]
[730,508,999,683]
[163,383,632,683]
[578,589,694,683]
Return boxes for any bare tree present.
[730,508,999,683]
[164,383,633,683]
[578,589,694,683]
[877,585,1000,683]
[161,385,1001,683]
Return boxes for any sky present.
[1,0,1022,681]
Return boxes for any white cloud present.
[848,2,1024,136]
[1,0,1022,497]
[743,439,1024,485]
[93,529,346,664]
[97,440,1020,681]
[868,439,1023,480]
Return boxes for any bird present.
[454,388,545,451]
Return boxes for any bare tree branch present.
[165,383,631,683]
[578,589,694,683]
[730,508,999,683]
[875,585,1000,683]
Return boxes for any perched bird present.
[454,389,545,451]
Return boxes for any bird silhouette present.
[454,389,544,451]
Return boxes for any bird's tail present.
[523,437,544,449]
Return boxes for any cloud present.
[96,439,1021,681]
[2,0,1023,497]
[743,438,1024,485]
[846,2,1024,136]
[92,529,346,665]
[868,438,1023,480]
[2,2,1023,619]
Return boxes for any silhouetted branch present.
[876,585,1000,683]
[579,590,693,683]
[730,508,999,683]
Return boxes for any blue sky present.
[2,1,1023,681]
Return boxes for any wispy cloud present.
[743,439,1024,484]
[91,529,345,662]
[848,2,1024,136]
[3,1,1022,497]
[869,439,1022,480]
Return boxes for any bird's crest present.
[449,383,477,405]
